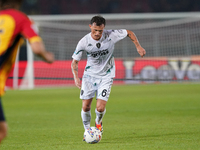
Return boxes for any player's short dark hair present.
[90,16,106,26]
[0,0,23,8]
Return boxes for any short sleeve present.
[72,39,85,61]
[110,29,127,43]
[21,17,41,43]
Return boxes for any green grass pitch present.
[1,83,200,150]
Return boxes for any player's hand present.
[137,46,146,58]
[45,51,54,63]
[74,77,81,89]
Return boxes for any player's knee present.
[82,99,92,112]
[96,106,105,112]
[96,101,106,112]
[82,105,91,112]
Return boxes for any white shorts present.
[80,75,113,101]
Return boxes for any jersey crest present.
[96,43,101,48]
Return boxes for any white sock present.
[95,108,106,124]
[81,109,91,130]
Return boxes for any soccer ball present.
[84,127,102,144]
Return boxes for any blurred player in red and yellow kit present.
[0,0,54,143]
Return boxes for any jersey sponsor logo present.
[90,49,109,58]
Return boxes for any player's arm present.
[21,15,54,63]
[71,59,81,89]
[127,30,146,57]
[30,41,54,63]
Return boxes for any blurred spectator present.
[49,1,61,14]
[99,0,120,13]
[192,1,200,11]
[21,0,39,15]
[21,0,200,15]
[38,0,49,14]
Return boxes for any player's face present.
[89,23,105,41]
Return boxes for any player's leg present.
[0,122,7,143]
[80,75,96,130]
[81,98,93,130]
[95,99,106,132]
[95,99,107,124]
[95,78,113,132]
[0,97,7,143]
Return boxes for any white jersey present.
[72,29,127,78]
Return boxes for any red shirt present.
[0,9,41,96]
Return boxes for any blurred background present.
[8,0,200,89]
[21,0,200,15]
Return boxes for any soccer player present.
[71,16,145,137]
[0,0,54,143]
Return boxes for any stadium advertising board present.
[123,56,200,84]
[6,56,200,88]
